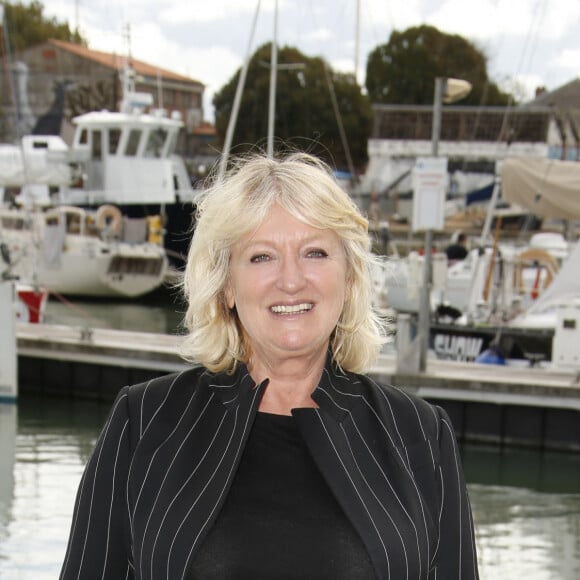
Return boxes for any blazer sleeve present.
[433,405,479,579]
[60,386,134,579]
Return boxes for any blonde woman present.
[61,152,479,580]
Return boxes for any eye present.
[307,248,328,258]
[250,253,271,263]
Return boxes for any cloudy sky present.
[43,0,580,122]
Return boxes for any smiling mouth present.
[270,303,314,314]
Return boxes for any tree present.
[2,1,85,51]
[213,43,372,172]
[366,25,512,106]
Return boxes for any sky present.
[41,0,580,123]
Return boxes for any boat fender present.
[146,215,163,245]
[96,204,123,236]
[475,345,506,365]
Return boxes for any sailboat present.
[422,156,580,367]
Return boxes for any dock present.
[16,322,580,451]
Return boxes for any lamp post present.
[417,77,472,372]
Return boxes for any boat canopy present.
[501,157,580,219]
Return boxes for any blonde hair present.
[181,151,387,373]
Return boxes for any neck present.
[250,350,327,415]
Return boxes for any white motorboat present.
[0,204,168,298]
[0,66,200,265]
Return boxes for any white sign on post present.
[412,156,448,231]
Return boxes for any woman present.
[60,152,479,579]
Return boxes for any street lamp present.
[417,77,472,372]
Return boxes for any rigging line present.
[218,0,261,180]
[324,62,357,182]
[496,0,546,145]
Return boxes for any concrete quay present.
[16,322,580,451]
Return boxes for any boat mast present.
[218,0,261,180]
[266,0,278,157]
[354,0,360,83]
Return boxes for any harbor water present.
[1,295,580,578]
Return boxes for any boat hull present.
[430,321,554,365]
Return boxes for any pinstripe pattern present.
[60,360,479,580]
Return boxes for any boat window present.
[91,130,102,160]
[32,140,49,149]
[144,128,168,158]
[79,129,88,145]
[108,128,122,155]
[45,215,60,226]
[1,216,30,230]
[166,131,178,154]
[65,212,82,234]
[125,129,141,157]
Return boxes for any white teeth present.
[271,303,313,314]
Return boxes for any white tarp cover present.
[501,157,580,219]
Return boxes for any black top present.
[188,411,375,580]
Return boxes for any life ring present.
[513,248,559,299]
[95,204,123,235]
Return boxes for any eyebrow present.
[239,233,337,251]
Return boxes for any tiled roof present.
[192,122,217,136]
[48,39,203,87]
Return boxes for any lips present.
[270,303,314,314]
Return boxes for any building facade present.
[2,39,213,162]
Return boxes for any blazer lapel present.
[133,366,268,580]
[293,362,435,580]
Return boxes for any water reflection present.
[0,396,109,579]
[43,288,186,335]
[464,445,580,579]
[463,444,580,494]
[0,404,16,565]
[1,396,580,579]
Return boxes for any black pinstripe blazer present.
[60,359,479,580]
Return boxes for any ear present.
[224,283,235,309]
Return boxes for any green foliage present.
[2,1,85,51]
[213,43,371,172]
[366,25,513,106]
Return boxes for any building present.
[353,96,579,222]
[2,39,217,164]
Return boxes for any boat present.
[422,156,580,367]
[0,66,200,266]
[0,204,169,298]
[15,282,48,322]
[385,231,568,316]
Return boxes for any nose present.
[276,255,307,293]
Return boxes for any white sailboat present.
[420,156,580,366]
[0,203,168,298]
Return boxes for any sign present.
[412,156,448,231]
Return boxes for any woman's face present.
[226,203,348,367]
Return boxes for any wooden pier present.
[16,322,580,451]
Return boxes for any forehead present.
[237,204,339,246]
